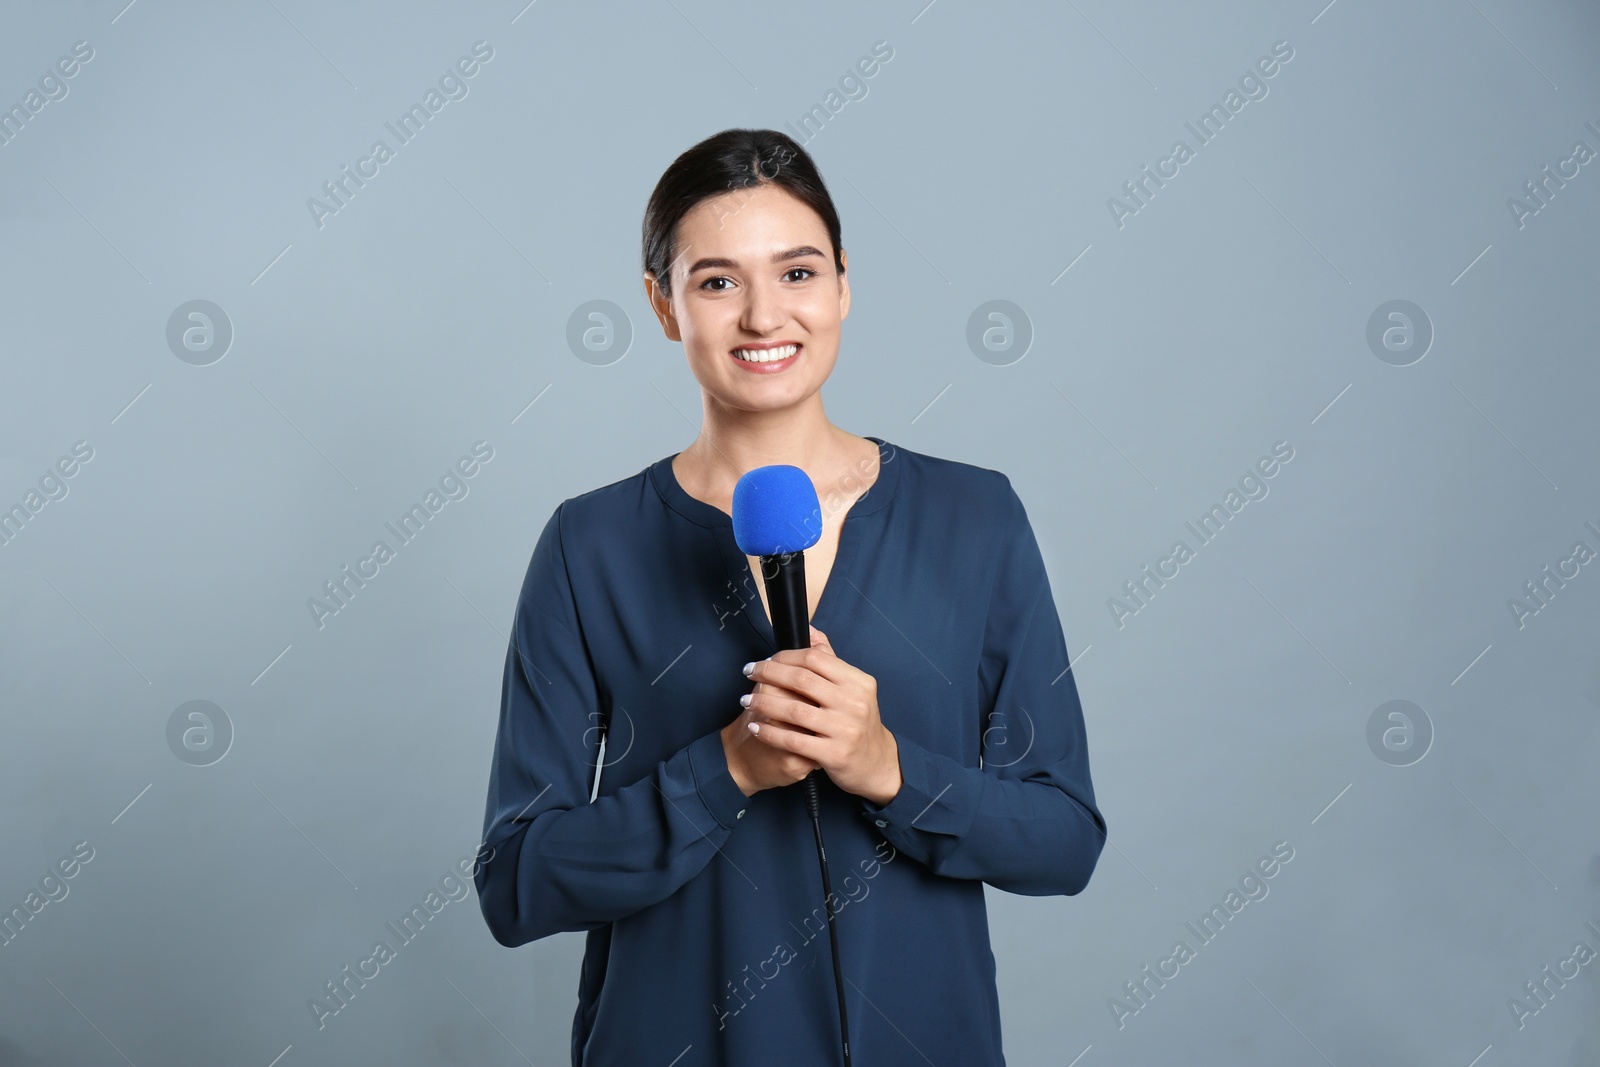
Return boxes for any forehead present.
[674,183,829,267]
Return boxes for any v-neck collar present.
[648,436,901,651]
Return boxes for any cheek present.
[677,304,733,353]
[798,291,844,334]
[800,345,839,386]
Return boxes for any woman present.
[475,128,1107,1066]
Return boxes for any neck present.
[681,393,850,490]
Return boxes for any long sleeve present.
[474,501,751,948]
[859,475,1107,896]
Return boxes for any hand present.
[721,652,820,797]
[741,626,902,805]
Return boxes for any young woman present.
[475,128,1107,1066]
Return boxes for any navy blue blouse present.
[475,436,1106,1066]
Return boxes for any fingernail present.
[741,661,756,677]
[748,721,761,734]
[739,693,752,707]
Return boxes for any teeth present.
[732,343,799,363]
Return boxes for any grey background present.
[2,0,1597,1064]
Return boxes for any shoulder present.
[533,463,658,562]
[889,444,1043,595]
[885,441,1023,521]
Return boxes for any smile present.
[732,343,800,364]
[726,347,800,375]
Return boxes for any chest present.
[573,491,993,785]
[745,514,844,627]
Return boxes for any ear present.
[643,272,682,341]
[836,249,850,321]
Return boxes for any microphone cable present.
[800,769,852,1067]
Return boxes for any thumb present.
[809,625,833,651]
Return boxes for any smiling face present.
[645,182,850,414]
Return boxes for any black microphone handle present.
[761,551,811,651]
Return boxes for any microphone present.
[730,463,822,652]
[730,462,853,1067]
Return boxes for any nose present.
[739,275,785,336]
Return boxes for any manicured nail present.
[748,721,761,734]
[741,661,756,677]
[739,693,752,707]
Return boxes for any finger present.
[750,691,828,736]
[809,626,833,653]
[730,707,764,746]
[749,658,833,703]
[748,718,821,759]
[760,646,847,688]
[800,639,865,688]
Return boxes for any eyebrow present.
[685,245,828,276]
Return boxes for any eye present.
[699,275,734,291]
[784,268,818,282]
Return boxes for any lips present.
[728,342,802,374]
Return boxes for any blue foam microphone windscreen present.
[731,465,823,557]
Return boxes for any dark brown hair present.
[641,128,844,300]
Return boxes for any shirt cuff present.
[858,732,977,838]
[686,728,751,831]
